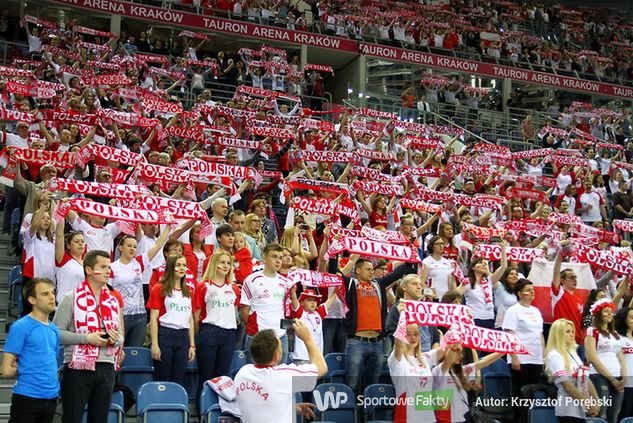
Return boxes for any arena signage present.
[50,0,633,99]
[357,43,633,99]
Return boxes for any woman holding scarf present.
[148,254,196,386]
[452,243,507,329]
[585,298,625,423]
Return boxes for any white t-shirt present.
[621,336,633,388]
[235,363,318,423]
[463,282,494,320]
[149,288,193,330]
[502,303,544,364]
[71,217,121,256]
[136,234,165,285]
[110,254,149,316]
[23,231,55,282]
[241,271,288,337]
[0,132,29,149]
[546,349,587,419]
[494,284,517,329]
[432,362,476,423]
[578,191,602,222]
[586,327,622,377]
[291,304,327,361]
[55,252,84,303]
[27,33,42,53]
[422,256,454,299]
[388,349,439,422]
[196,282,238,329]
[556,173,572,195]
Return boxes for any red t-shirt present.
[551,284,585,344]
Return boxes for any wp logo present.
[312,389,349,411]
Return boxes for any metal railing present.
[0,41,29,66]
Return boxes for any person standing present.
[1,278,59,423]
[234,321,327,423]
[240,243,290,364]
[54,250,124,423]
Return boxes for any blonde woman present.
[546,319,600,422]
[244,213,265,256]
[24,196,55,284]
[194,252,240,385]
[280,226,318,261]
[388,319,443,423]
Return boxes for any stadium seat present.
[7,265,22,318]
[80,390,125,423]
[620,418,633,423]
[230,350,246,378]
[324,353,346,384]
[527,405,556,423]
[312,383,356,423]
[585,419,608,423]
[363,384,395,421]
[481,372,513,417]
[199,383,221,423]
[137,381,189,423]
[378,356,391,385]
[122,347,152,367]
[480,358,509,377]
[184,360,199,401]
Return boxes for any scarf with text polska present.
[70,280,120,370]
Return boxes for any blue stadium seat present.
[324,353,346,384]
[184,360,199,401]
[137,382,189,423]
[482,372,513,416]
[199,383,221,423]
[119,357,154,401]
[585,419,608,423]
[363,384,395,421]
[620,418,633,423]
[8,265,22,318]
[378,355,391,385]
[230,350,246,378]
[312,383,356,423]
[80,390,125,423]
[527,406,556,423]
[122,347,152,368]
[479,357,509,377]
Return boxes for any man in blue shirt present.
[1,277,60,423]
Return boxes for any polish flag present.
[527,258,596,323]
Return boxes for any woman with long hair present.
[420,235,454,300]
[615,306,633,420]
[546,319,600,422]
[148,254,195,385]
[437,222,458,261]
[388,321,443,422]
[244,213,265,256]
[585,299,625,423]
[54,222,85,303]
[452,243,507,329]
[183,222,213,281]
[431,334,503,423]
[582,289,607,332]
[110,227,171,347]
[358,192,396,229]
[194,252,239,387]
[494,267,519,329]
[24,197,55,284]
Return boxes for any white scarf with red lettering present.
[303,64,334,74]
[473,244,544,263]
[511,148,554,159]
[0,66,33,77]
[287,269,342,288]
[48,178,150,199]
[328,236,420,263]
[77,144,145,167]
[56,199,170,225]
[214,137,262,150]
[571,242,633,275]
[166,125,206,142]
[291,150,355,163]
[352,180,403,196]
[358,108,397,120]
[70,280,120,371]
[248,126,297,139]
[614,220,633,233]
[449,321,531,354]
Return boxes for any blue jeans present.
[124,313,147,347]
[61,363,115,423]
[244,333,288,365]
[590,373,624,423]
[197,324,236,388]
[154,326,189,387]
[323,319,347,354]
[345,337,383,396]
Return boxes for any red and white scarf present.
[572,243,633,275]
[291,150,355,163]
[473,244,544,263]
[69,280,120,371]
[404,300,474,327]
[48,178,150,199]
[449,321,531,354]
[287,269,342,288]
[511,148,553,159]
[82,74,133,87]
[0,66,33,77]
[328,236,420,263]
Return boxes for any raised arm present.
[55,212,65,263]
[146,224,172,261]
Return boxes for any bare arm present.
[146,225,172,262]
[0,352,17,378]
[55,214,65,263]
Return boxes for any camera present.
[280,319,295,330]
[299,224,309,231]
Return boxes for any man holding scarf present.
[54,250,123,423]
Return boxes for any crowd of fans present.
[6,5,633,423]
[147,0,633,84]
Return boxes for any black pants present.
[510,363,543,423]
[619,387,633,420]
[9,393,57,423]
[61,363,115,423]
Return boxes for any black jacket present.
[328,258,417,336]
